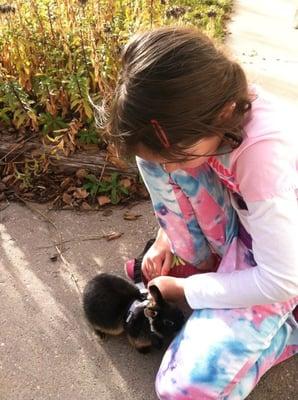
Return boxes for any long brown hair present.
[105,26,251,161]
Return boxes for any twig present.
[36,234,106,248]
[0,134,39,162]
[98,153,108,182]
[55,245,82,295]
[0,200,10,212]
[36,233,123,249]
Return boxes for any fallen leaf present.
[60,177,72,189]
[76,168,88,180]
[81,201,92,211]
[106,144,128,170]
[123,211,142,220]
[97,195,111,206]
[73,188,89,199]
[138,186,150,199]
[66,186,77,193]
[62,192,72,205]
[103,231,123,241]
[2,174,14,185]
[120,178,132,189]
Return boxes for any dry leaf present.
[62,192,72,205]
[123,211,142,221]
[66,186,77,193]
[73,188,89,199]
[2,174,15,185]
[104,231,123,241]
[106,144,128,170]
[76,168,88,180]
[120,178,132,189]
[60,177,72,189]
[138,186,150,199]
[97,195,111,206]
[81,201,92,211]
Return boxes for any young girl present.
[105,27,298,399]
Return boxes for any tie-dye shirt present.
[138,86,298,309]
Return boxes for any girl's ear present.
[149,285,165,306]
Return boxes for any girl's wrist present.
[149,276,186,303]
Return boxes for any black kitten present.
[83,273,185,353]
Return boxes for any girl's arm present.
[184,139,298,309]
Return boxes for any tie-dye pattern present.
[137,158,238,262]
[136,156,297,399]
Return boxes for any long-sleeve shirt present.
[138,86,298,309]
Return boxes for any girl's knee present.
[155,365,221,400]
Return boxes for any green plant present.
[78,127,99,144]
[83,172,129,204]
[39,112,69,135]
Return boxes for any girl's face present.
[136,136,222,173]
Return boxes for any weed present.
[83,172,129,204]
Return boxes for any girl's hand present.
[148,276,186,304]
[141,228,174,280]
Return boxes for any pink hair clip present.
[150,119,170,148]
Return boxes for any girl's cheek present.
[163,157,208,173]
[163,163,179,173]
[183,158,206,168]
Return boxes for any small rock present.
[50,254,58,262]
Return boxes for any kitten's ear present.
[148,285,165,306]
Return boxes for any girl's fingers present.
[142,259,158,280]
[143,258,162,280]
[161,252,174,276]
[141,258,151,280]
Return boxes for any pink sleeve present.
[235,139,297,202]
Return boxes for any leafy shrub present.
[0,0,232,151]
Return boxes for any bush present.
[0,0,232,151]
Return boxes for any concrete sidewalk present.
[228,0,298,107]
[0,1,297,399]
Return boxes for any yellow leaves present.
[45,95,58,116]
[58,89,70,118]
[53,119,82,156]
[13,109,28,130]
[27,110,39,131]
